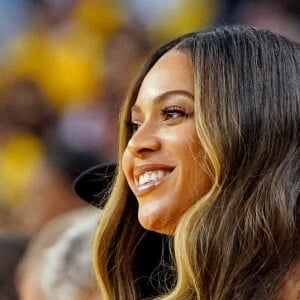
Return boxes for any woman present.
[76,26,300,299]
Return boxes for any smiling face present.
[122,49,212,234]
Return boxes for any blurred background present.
[0,0,299,298]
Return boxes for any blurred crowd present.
[0,0,299,299]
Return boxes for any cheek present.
[188,154,212,200]
[179,137,212,197]
[173,134,201,170]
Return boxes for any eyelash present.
[126,121,139,134]
[127,106,192,134]
[160,105,189,120]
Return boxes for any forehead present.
[136,49,194,103]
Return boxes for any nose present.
[127,122,161,157]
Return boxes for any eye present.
[160,105,191,121]
[126,121,140,134]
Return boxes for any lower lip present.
[135,175,170,196]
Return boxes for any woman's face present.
[122,49,211,234]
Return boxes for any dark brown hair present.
[93,26,300,299]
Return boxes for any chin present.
[138,210,175,235]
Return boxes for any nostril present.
[128,137,161,157]
[129,145,159,157]
[137,147,154,154]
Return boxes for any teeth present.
[138,170,169,185]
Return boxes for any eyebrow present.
[131,90,194,112]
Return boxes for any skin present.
[122,49,212,234]
[276,261,300,300]
[17,263,45,300]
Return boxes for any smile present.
[135,169,172,195]
[138,170,170,185]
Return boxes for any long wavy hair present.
[93,26,300,299]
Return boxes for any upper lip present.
[133,162,175,183]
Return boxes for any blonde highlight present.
[93,26,300,299]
